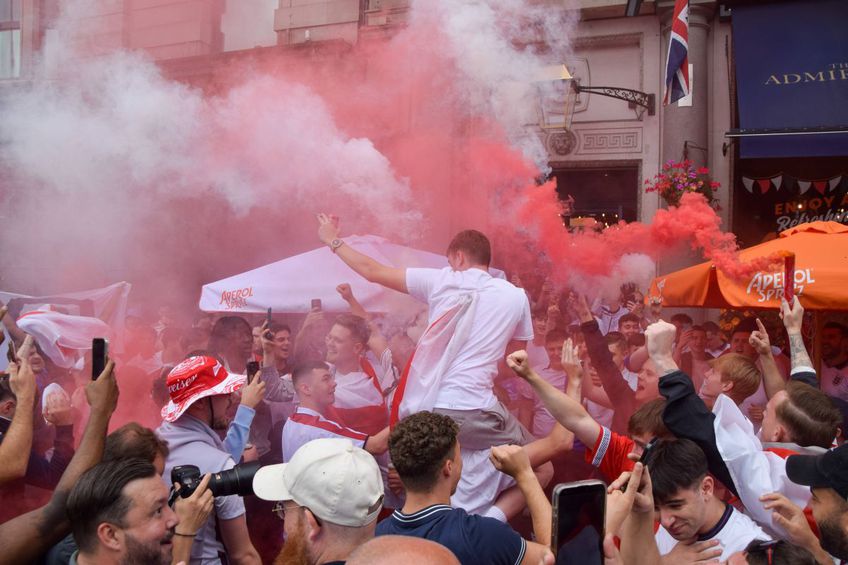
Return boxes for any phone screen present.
[246,361,260,382]
[92,338,108,381]
[553,482,605,565]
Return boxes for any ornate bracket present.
[575,85,656,117]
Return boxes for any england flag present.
[664,0,690,105]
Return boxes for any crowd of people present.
[0,214,846,565]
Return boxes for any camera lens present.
[208,461,262,498]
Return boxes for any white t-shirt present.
[531,367,567,436]
[595,306,628,335]
[331,349,396,409]
[655,505,769,561]
[451,445,516,517]
[406,267,533,411]
[526,341,549,370]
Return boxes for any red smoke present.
[519,183,778,284]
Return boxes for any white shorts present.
[450,446,515,517]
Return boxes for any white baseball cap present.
[252,438,384,527]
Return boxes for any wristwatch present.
[329,238,345,253]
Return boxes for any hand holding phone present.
[246,361,260,382]
[311,298,322,311]
[264,308,274,340]
[7,341,18,364]
[552,480,606,564]
[92,338,109,381]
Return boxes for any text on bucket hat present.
[160,356,246,422]
[252,438,384,527]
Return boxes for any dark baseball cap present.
[786,444,848,500]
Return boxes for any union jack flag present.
[663,0,690,105]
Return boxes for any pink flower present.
[697,167,709,175]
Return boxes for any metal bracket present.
[576,85,656,117]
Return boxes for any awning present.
[730,0,848,159]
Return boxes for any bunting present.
[741,173,844,196]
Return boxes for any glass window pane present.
[0,0,19,23]
[0,28,21,79]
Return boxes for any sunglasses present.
[272,501,322,526]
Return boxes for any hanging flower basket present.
[645,160,721,209]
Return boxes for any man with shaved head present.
[347,536,460,565]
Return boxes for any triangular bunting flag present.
[813,180,827,195]
[829,176,842,190]
[772,175,783,190]
[742,177,755,193]
[798,180,812,194]
[757,179,772,194]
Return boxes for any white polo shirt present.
[406,267,533,411]
[655,504,769,561]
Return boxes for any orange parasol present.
[647,221,848,311]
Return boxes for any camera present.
[169,461,261,505]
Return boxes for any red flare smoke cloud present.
[519,182,778,283]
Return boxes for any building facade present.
[2,0,844,252]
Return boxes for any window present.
[0,0,21,79]
[553,166,639,226]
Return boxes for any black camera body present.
[170,461,261,505]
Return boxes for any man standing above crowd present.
[316,214,542,519]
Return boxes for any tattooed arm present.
[781,297,814,372]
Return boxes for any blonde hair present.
[711,353,761,402]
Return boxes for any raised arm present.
[490,444,552,548]
[506,349,601,449]
[0,358,118,563]
[317,213,407,294]
[647,322,739,498]
[575,295,634,407]
[337,283,390,358]
[749,318,786,399]
[0,336,37,486]
[781,297,817,385]
[0,302,27,346]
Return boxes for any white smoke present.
[0,17,419,232]
[412,0,576,171]
[570,253,657,303]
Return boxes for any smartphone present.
[639,437,658,466]
[6,342,18,364]
[92,338,108,381]
[551,480,606,565]
[619,437,657,492]
[264,307,274,340]
[246,361,260,382]
[311,298,322,311]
